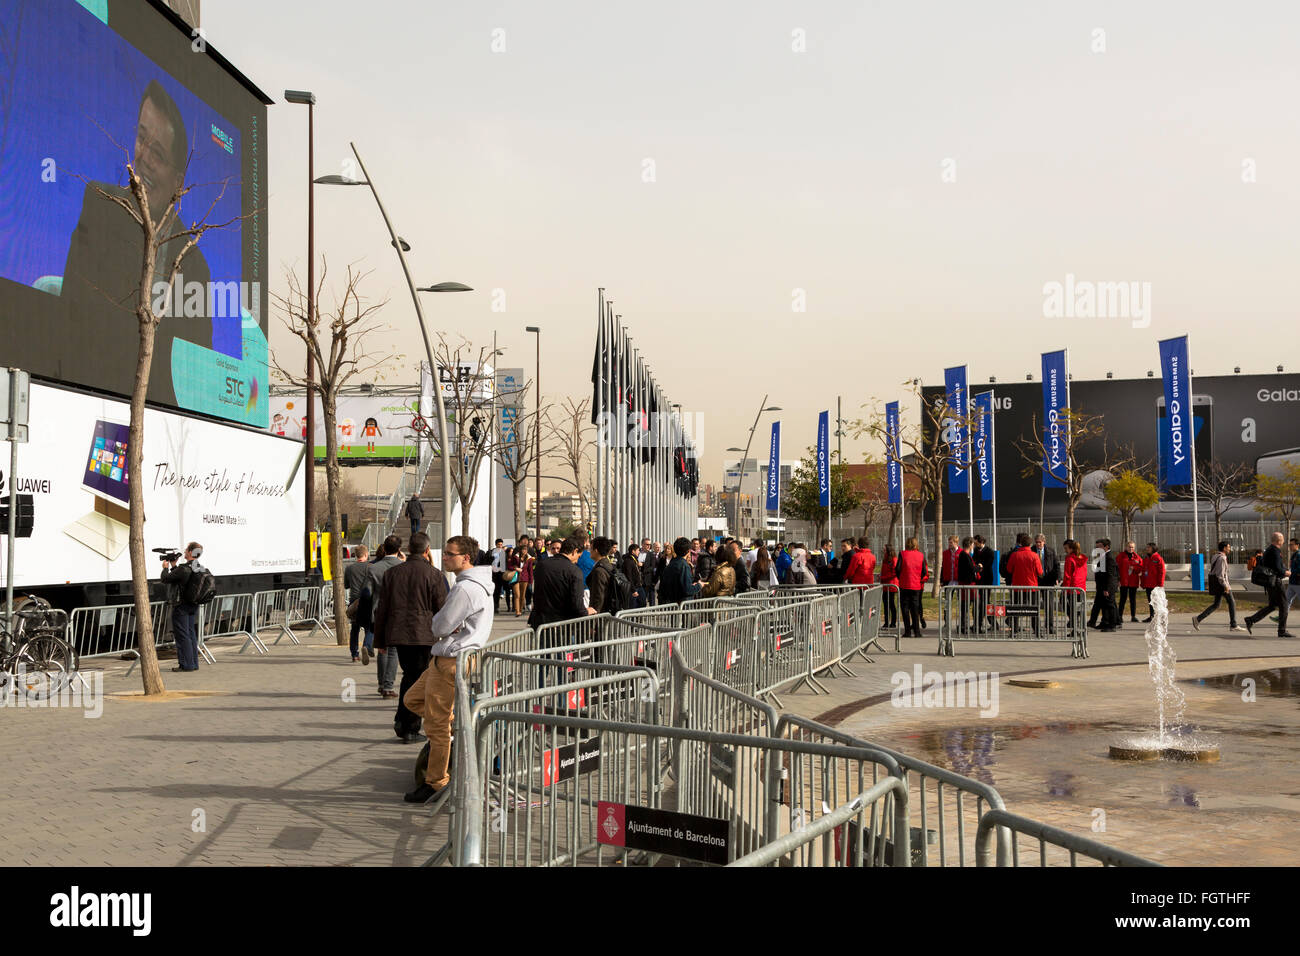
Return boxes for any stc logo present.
[1257,387,1300,403]
[225,376,260,414]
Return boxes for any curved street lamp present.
[316,144,474,543]
[729,399,782,538]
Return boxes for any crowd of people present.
[337,523,1298,804]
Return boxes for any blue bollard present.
[992,549,1001,585]
[1190,553,1205,592]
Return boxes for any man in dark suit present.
[529,536,593,635]
[1034,533,1060,633]
[1033,534,1060,587]
[1244,532,1295,638]
[973,535,997,630]
[1089,538,1119,631]
[957,536,982,633]
[60,79,212,409]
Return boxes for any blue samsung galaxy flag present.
[944,366,969,494]
[885,401,902,505]
[974,390,994,502]
[817,410,830,507]
[1040,350,1069,489]
[1158,335,1194,487]
[766,421,781,510]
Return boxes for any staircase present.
[363,436,445,551]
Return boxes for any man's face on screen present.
[135,97,181,221]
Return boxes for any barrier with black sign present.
[938,585,1088,657]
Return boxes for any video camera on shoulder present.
[153,547,183,564]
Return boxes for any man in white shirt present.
[490,538,507,613]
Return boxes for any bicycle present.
[0,597,77,702]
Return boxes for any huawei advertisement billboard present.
[6,381,303,589]
[922,372,1300,520]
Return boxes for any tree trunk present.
[130,300,166,695]
[886,503,899,552]
[129,211,164,696]
[1121,512,1133,548]
[1066,494,1078,542]
[512,480,523,540]
[321,393,348,645]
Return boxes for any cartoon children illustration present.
[339,417,355,453]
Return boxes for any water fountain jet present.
[1108,588,1220,762]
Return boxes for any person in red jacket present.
[1139,542,1166,622]
[895,537,929,637]
[1061,539,1089,590]
[940,535,961,586]
[1116,541,1144,623]
[844,536,877,586]
[1061,539,1089,638]
[1006,532,1046,637]
[879,546,899,630]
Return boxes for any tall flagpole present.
[990,389,998,553]
[596,289,605,539]
[967,375,974,540]
[1188,340,1201,558]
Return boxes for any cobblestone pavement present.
[1,606,1294,865]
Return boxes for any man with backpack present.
[587,537,631,614]
[160,542,215,672]
[1244,532,1295,638]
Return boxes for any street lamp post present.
[728,396,782,541]
[317,144,472,545]
[525,326,541,543]
[284,89,316,573]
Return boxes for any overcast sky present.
[205,0,1300,486]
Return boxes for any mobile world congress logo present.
[210,123,235,155]
[49,886,151,936]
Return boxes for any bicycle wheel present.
[15,635,75,700]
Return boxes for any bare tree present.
[495,383,555,539]
[549,397,596,528]
[272,262,394,646]
[312,475,367,536]
[1174,459,1255,546]
[69,137,244,696]
[433,335,497,536]
[850,381,976,596]
[1012,407,1107,540]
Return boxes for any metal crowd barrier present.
[253,586,327,645]
[513,624,709,719]
[727,776,910,868]
[880,583,902,651]
[938,585,1088,657]
[67,600,172,675]
[975,809,1161,867]
[429,620,1154,868]
[778,713,1011,867]
[197,592,266,656]
[439,653,663,867]
[470,672,664,867]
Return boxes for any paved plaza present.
[1,610,1296,866]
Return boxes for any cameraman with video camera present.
[160,542,214,673]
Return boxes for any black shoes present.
[404,783,446,803]
[1245,620,1253,635]
[1280,632,1297,639]
[170,666,197,672]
